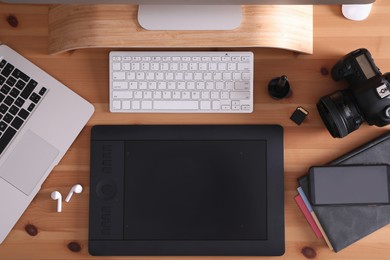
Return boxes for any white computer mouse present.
[342,4,373,21]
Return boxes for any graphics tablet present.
[89,125,284,256]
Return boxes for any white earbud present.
[51,191,62,212]
[65,184,83,202]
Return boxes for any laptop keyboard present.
[0,59,47,155]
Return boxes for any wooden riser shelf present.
[48,4,313,54]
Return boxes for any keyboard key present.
[211,92,220,99]
[0,104,8,114]
[234,82,250,90]
[0,121,7,131]
[10,88,20,98]
[112,100,121,110]
[1,84,11,95]
[232,56,240,62]
[21,79,37,99]
[230,91,250,100]
[153,101,198,110]
[6,77,17,87]
[112,82,128,90]
[113,91,132,99]
[132,100,140,110]
[242,105,251,110]
[9,105,19,115]
[182,91,190,99]
[3,113,13,123]
[1,63,14,77]
[15,80,26,90]
[153,91,162,99]
[4,96,14,106]
[29,92,41,103]
[27,103,35,112]
[143,91,152,99]
[113,72,126,80]
[0,93,5,103]
[11,116,24,130]
[0,126,16,154]
[141,101,152,110]
[134,91,143,99]
[212,101,220,110]
[12,68,30,82]
[39,87,47,95]
[0,59,6,68]
[238,63,251,70]
[14,97,25,107]
[162,91,171,99]
[242,73,251,80]
[0,75,5,85]
[242,56,251,62]
[122,101,131,110]
[112,63,121,70]
[200,101,211,110]
[221,92,229,100]
[18,108,29,120]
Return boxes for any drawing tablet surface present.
[89,125,284,256]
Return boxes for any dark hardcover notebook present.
[299,132,390,252]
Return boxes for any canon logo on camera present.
[376,84,390,99]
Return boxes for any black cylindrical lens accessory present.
[268,75,291,99]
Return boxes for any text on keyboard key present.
[113,82,128,90]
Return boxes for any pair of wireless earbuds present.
[51,184,83,212]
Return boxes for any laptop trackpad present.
[0,130,59,195]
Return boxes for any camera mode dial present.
[384,106,390,119]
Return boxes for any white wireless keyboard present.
[109,51,254,113]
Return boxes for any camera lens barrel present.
[317,90,363,138]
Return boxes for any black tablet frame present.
[89,125,284,256]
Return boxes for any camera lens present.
[317,90,364,138]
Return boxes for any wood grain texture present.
[47,4,313,54]
[0,1,390,259]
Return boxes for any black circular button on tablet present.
[96,180,117,200]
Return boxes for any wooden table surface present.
[1,1,390,259]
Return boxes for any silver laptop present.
[0,44,94,244]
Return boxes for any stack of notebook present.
[295,132,390,252]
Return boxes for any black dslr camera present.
[317,48,390,138]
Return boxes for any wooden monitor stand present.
[48,5,313,54]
